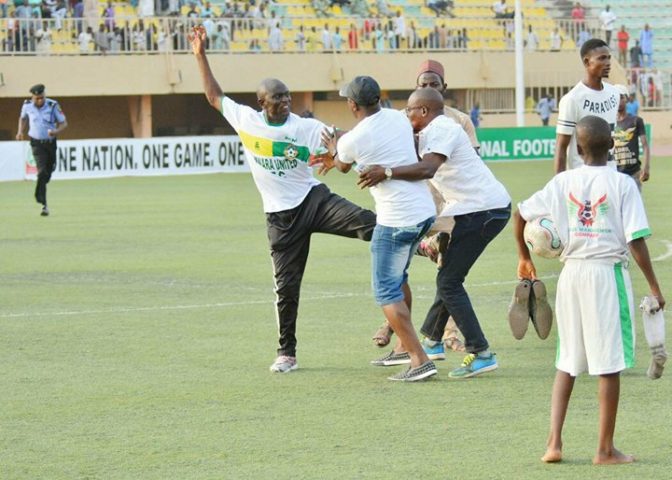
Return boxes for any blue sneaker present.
[449,353,498,378]
[422,339,446,361]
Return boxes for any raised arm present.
[553,133,571,174]
[190,26,224,113]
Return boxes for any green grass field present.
[1,159,671,479]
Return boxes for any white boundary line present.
[652,240,672,262]
[0,274,560,319]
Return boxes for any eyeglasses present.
[404,106,423,114]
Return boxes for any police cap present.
[29,84,45,95]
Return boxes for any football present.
[524,217,563,259]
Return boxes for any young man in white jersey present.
[324,76,438,382]
[514,116,665,465]
[358,88,511,379]
[190,26,377,374]
[555,38,620,173]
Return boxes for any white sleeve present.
[419,123,460,159]
[556,94,576,136]
[301,118,327,153]
[221,96,250,131]
[336,132,356,164]
[621,177,651,242]
[518,178,556,222]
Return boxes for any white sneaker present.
[269,355,298,373]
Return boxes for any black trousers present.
[31,138,57,206]
[266,184,376,357]
[420,205,511,353]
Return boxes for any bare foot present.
[593,448,635,465]
[541,448,562,463]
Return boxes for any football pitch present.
[1,159,671,479]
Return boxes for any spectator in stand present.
[536,94,556,126]
[640,23,653,68]
[109,26,121,52]
[102,1,114,30]
[213,20,231,51]
[295,25,306,51]
[570,2,585,41]
[616,25,629,66]
[201,1,214,18]
[51,0,67,30]
[651,68,663,107]
[407,21,418,49]
[427,0,448,18]
[526,24,538,51]
[626,93,639,116]
[375,23,384,52]
[321,22,332,51]
[0,0,6,19]
[492,0,513,19]
[599,4,616,46]
[306,25,318,52]
[347,23,358,50]
[79,25,93,53]
[268,21,283,52]
[35,20,52,55]
[94,22,110,54]
[576,23,590,49]
[186,4,198,18]
[386,20,395,49]
[394,10,405,49]
[332,25,343,51]
[630,39,642,68]
[470,102,481,128]
[549,27,563,52]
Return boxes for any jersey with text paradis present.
[221,96,324,213]
[556,81,619,170]
[518,165,650,263]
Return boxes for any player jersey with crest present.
[556,81,619,170]
[221,96,323,213]
[518,165,650,263]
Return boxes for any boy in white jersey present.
[324,76,438,382]
[555,38,620,173]
[514,116,665,465]
[190,26,377,374]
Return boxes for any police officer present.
[16,84,68,216]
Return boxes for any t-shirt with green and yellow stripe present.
[221,96,325,213]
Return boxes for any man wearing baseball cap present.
[325,75,439,382]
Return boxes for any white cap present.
[615,84,629,96]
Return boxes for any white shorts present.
[555,260,636,376]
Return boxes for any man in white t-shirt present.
[599,5,617,46]
[358,88,511,379]
[323,76,438,382]
[514,115,664,465]
[555,38,619,173]
[190,26,376,374]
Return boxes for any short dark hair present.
[580,38,608,59]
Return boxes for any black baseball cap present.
[30,84,45,95]
[339,76,381,106]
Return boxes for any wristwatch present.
[384,167,393,179]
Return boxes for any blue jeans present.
[420,205,511,353]
[371,217,435,306]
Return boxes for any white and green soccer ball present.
[524,217,563,259]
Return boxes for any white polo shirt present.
[337,108,435,227]
[417,115,511,217]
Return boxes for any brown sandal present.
[372,322,394,347]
